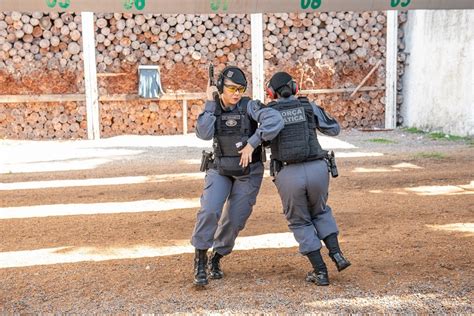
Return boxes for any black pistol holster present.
[200,150,214,172]
[270,159,283,177]
[326,150,339,178]
[261,146,267,163]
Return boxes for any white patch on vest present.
[226,119,238,127]
[222,114,240,127]
[280,107,306,125]
[222,114,240,120]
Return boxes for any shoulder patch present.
[252,101,261,112]
[318,105,335,120]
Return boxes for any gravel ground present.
[0,128,473,313]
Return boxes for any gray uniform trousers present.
[274,159,338,255]
[191,161,264,255]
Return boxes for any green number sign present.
[45,0,70,9]
[210,0,230,11]
[135,0,146,10]
[391,0,411,7]
[45,0,56,7]
[301,0,322,10]
[123,0,133,10]
[123,0,146,10]
[59,0,70,9]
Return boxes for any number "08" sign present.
[300,0,322,10]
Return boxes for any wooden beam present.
[0,88,390,104]
[0,93,207,104]
[2,0,473,14]
[96,73,128,77]
[300,86,385,95]
[99,93,206,101]
[349,60,383,98]
[251,13,265,101]
[81,12,100,140]
[385,11,398,129]
[182,99,188,135]
[0,94,85,103]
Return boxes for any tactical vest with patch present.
[269,96,326,164]
[213,97,262,163]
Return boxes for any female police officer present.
[191,66,284,286]
[266,71,351,286]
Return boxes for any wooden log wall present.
[0,99,206,139]
[0,102,87,139]
[0,11,407,139]
[100,99,205,138]
[264,11,407,129]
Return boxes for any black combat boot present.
[193,249,208,286]
[323,233,351,272]
[305,250,329,286]
[208,251,224,279]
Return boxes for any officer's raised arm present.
[245,100,284,149]
[311,102,340,136]
[195,84,219,140]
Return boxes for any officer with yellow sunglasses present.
[191,66,284,286]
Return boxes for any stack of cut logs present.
[93,13,252,73]
[0,102,87,139]
[0,11,84,74]
[100,99,204,137]
[0,12,254,73]
[264,12,388,67]
[0,99,206,138]
[0,11,407,139]
[309,91,386,129]
[263,11,407,129]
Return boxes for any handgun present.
[209,63,215,86]
[328,150,339,178]
[208,63,220,104]
[200,150,213,172]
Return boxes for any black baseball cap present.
[269,71,293,92]
[222,67,247,87]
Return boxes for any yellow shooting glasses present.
[224,84,246,94]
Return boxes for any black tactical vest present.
[213,97,262,162]
[269,96,326,164]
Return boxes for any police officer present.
[191,66,284,286]
[266,71,351,286]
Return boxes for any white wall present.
[401,10,474,136]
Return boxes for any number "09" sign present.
[391,0,411,7]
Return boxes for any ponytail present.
[278,86,293,98]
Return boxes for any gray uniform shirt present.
[196,99,284,148]
[277,95,340,136]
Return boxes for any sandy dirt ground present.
[0,129,473,313]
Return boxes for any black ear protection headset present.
[216,66,247,94]
[266,78,299,99]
